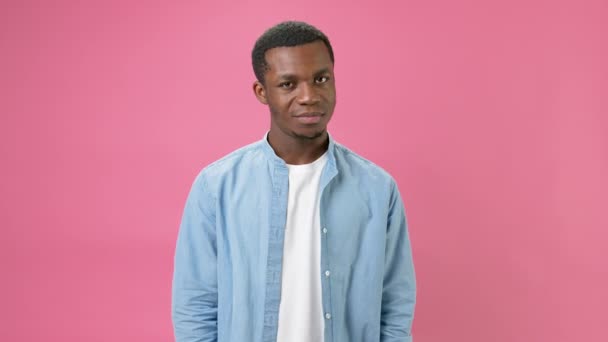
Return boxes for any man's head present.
[252,21,336,141]
[252,21,335,85]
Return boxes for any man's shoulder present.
[192,139,265,185]
[207,140,264,171]
[333,142,396,187]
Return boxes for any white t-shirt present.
[276,151,328,342]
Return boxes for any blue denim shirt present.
[172,134,416,342]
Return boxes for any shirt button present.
[322,227,327,234]
[325,270,331,277]
[325,313,331,320]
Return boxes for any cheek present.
[323,92,337,108]
[322,85,336,98]
[273,96,294,112]
[268,97,292,118]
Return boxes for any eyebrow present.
[313,68,331,77]
[275,68,332,81]
[276,73,296,81]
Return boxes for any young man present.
[172,21,416,342]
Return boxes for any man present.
[172,21,416,342]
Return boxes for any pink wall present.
[1,0,607,341]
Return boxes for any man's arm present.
[381,181,417,342]
[172,173,218,342]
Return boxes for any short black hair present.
[252,21,335,84]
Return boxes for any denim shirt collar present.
[260,131,339,188]
[260,131,336,166]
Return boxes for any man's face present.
[254,40,336,140]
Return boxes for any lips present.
[295,112,324,117]
[294,112,324,124]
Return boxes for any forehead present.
[264,40,333,77]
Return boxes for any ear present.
[253,81,268,105]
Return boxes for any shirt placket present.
[262,162,289,342]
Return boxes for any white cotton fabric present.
[276,151,328,342]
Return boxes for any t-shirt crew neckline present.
[285,151,328,172]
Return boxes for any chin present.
[293,128,326,140]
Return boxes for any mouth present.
[294,112,324,124]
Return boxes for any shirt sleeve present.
[380,180,417,342]
[172,172,218,342]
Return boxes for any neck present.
[267,129,329,165]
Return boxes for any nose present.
[296,82,320,105]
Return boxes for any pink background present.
[1,0,607,341]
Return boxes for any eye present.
[315,76,330,83]
[279,82,293,89]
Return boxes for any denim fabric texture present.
[172,133,416,342]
